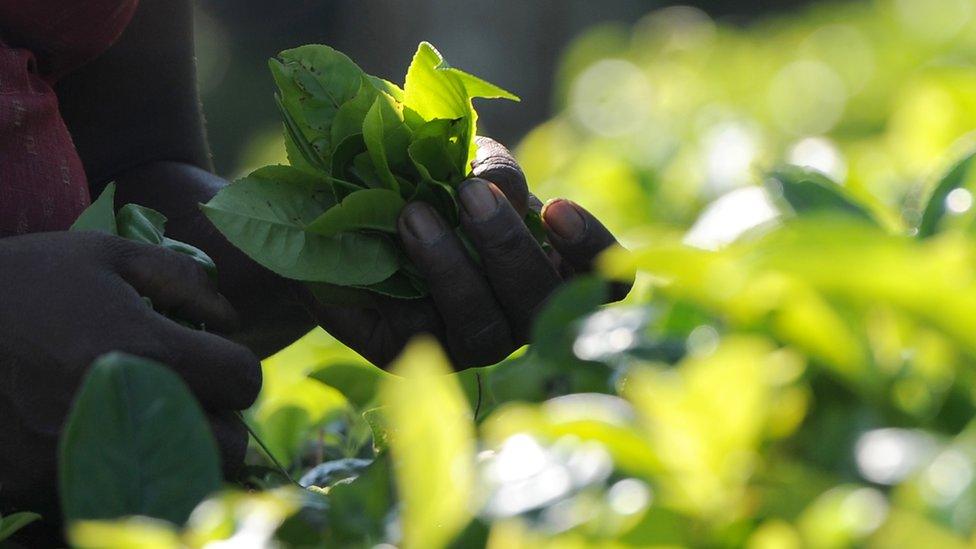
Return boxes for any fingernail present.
[403,202,445,243]
[459,178,501,221]
[543,199,586,242]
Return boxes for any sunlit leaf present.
[381,337,476,549]
[69,517,180,549]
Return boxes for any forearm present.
[112,161,314,358]
[56,0,211,187]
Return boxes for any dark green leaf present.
[361,407,390,453]
[161,237,218,280]
[275,93,329,174]
[310,362,391,409]
[331,82,377,152]
[271,45,364,134]
[767,166,874,222]
[59,353,221,524]
[305,188,405,237]
[408,119,465,184]
[0,512,42,542]
[362,93,413,192]
[531,275,609,362]
[116,204,167,245]
[330,134,368,190]
[322,454,394,546]
[70,183,118,234]
[201,166,399,285]
[918,149,976,238]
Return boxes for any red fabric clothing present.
[0,0,139,237]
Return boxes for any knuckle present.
[89,232,137,263]
[480,222,536,269]
[455,317,510,351]
[422,248,472,282]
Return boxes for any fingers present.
[151,319,263,411]
[472,136,529,216]
[398,201,517,367]
[458,179,562,340]
[542,199,633,302]
[207,411,249,477]
[107,238,240,334]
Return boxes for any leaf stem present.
[327,175,365,194]
[235,412,302,488]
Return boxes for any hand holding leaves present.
[202,42,520,302]
[202,42,632,368]
[311,138,632,368]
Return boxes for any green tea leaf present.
[351,151,385,189]
[71,183,118,234]
[330,134,368,187]
[59,352,222,524]
[306,188,405,237]
[322,455,394,545]
[918,149,976,238]
[116,204,167,245]
[161,237,218,280]
[270,45,366,168]
[0,512,42,542]
[767,166,874,221]
[531,276,609,363]
[201,165,399,285]
[403,42,470,123]
[442,67,519,102]
[408,119,465,184]
[276,93,329,175]
[361,407,390,453]
[381,337,476,549]
[310,362,391,410]
[363,93,413,192]
[331,82,378,152]
[403,42,518,169]
[72,186,218,279]
[368,76,405,102]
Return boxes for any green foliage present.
[201,165,398,285]
[919,148,976,238]
[203,42,518,302]
[0,512,41,542]
[59,353,222,525]
[71,183,217,278]
[767,166,876,223]
[380,338,476,549]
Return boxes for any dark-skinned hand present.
[310,137,633,368]
[0,231,261,524]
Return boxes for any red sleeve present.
[0,0,139,236]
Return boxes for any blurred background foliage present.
[67,0,976,547]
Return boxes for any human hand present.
[309,137,632,369]
[0,231,261,520]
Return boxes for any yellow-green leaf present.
[380,337,476,549]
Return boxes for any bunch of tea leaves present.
[201,42,518,304]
